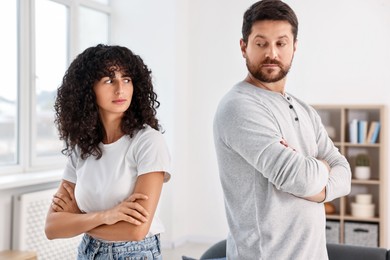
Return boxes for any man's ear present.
[293,39,298,52]
[240,38,247,58]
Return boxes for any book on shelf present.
[358,120,367,144]
[349,119,380,144]
[349,119,358,143]
[366,121,381,144]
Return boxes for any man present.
[213,0,351,259]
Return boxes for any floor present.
[161,242,213,260]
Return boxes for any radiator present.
[12,188,82,259]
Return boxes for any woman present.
[45,44,171,259]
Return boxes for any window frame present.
[0,0,111,175]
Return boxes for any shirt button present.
[287,97,291,100]
[295,117,298,121]
[289,105,293,109]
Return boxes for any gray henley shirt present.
[213,81,351,260]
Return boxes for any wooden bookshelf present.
[312,104,387,247]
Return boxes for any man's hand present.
[320,160,331,172]
[304,187,326,203]
[303,160,330,203]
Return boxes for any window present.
[0,1,18,166]
[79,6,110,52]
[0,0,111,174]
[34,0,68,160]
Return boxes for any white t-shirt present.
[62,125,171,237]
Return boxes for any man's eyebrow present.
[253,34,290,39]
[278,35,290,39]
[253,34,266,39]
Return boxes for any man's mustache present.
[261,58,282,66]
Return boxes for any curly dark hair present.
[54,44,160,160]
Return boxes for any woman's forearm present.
[87,221,148,242]
[88,172,166,242]
[45,211,104,239]
[45,205,148,240]
[46,180,151,240]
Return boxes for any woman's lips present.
[113,99,127,104]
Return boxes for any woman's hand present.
[52,182,150,225]
[52,182,82,214]
[101,193,150,226]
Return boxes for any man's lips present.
[262,64,280,68]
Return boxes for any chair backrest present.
[327,243,388,260]
[198,240,390,259]
[200,240,227,259]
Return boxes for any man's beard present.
[246,57,292,83]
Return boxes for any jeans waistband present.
[80,234,160,255]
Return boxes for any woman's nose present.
[115,84,124,95]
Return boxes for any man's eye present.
[105,79,113,84]
[256,43,266,47]
[278,42,287,47]
[123,79,132,83]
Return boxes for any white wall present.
[112,0,390,247]
[2,0,388,252]
[286,0,390,103]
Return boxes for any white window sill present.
[0,170,62,190]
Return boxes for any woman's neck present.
[102,130,124,144]
[100,114,124,144]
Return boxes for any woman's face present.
[93,70,134,118]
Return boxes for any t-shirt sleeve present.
[134,129,171,182]
[62,150,79,184]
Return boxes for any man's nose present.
[265,45,277,60]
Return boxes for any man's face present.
[240,20,297,83]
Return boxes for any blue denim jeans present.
[77,233,162,260]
